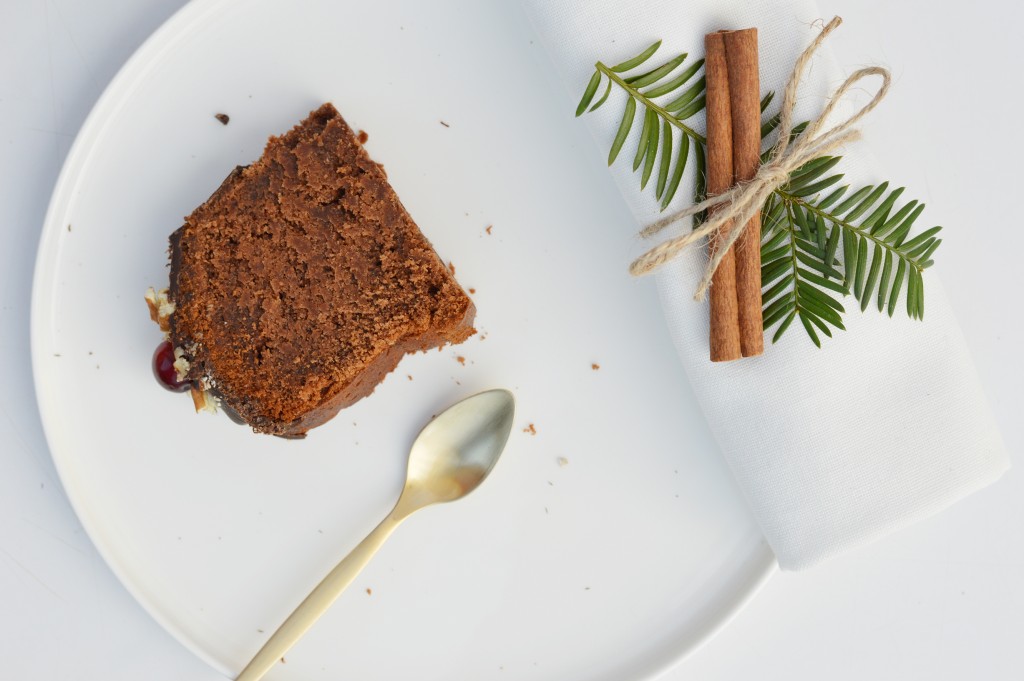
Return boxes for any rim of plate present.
[29,0,777,677]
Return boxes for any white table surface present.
[1,0,1020,679]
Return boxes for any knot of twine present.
[628,16,891,300]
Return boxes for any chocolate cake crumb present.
[168,104,475,436]
[448,262,456,276]
[456,356,465,365]
[357,130,369,144]
[214,113,230,125]
[591,363,600,370]
[366,588,372,595]
[468,288,476,294]
[485,225,492,235]
[523,423,536,435]
[407,375,413,381]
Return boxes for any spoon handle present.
[235,513,402,681]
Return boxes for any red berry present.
[153,341,190,392]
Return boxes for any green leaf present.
[888,258,907,317]
[787,156,842,189]
[762,257,793,286]
[886,204,926,246]
[906,263,918,318]
[915,269,925,319]
[842,228,857,284]
[760,113,781,140]
[762,245,791,264]
[576,72,602,117]
[873,199,918,239]
[918,238,942,263]
[761,120,810,163]
[900,225,943,253]
[853,236,868,299]
[762,273,795,306]
[764,292,797,321]
[798,291,845,327]
[660,133,688,210]
[644,58,704,98]
[799,312,822,347]
[674,94,706,120]
[795,234,824,258]
[640,111,660,188]
[655,121,672,199]
[905,237,938,260]
[692,141,706,226]
[790,174,844,198]
[664,77,706,113]
[798,281,845,312]
[611,40,662,72]
[626,53,688,88]
[772,310,797,342]
[763,299,796,330]
[877,251,893,312]
[802,308,834,337]
[588,80,613,112]
[792,204,813,241]
[761,224,789,252]
[845,182,889,222]
[817,185,849,211]
[833,185,875,215]
[633,106,653,170]
[798,268,850,295]
[862,187,905,233]
[762,201,787,237]
[796,250,842,278]
[823,222,842,276]
[860,243,883,311]
[609,97,636,165]
[760,91,775,113]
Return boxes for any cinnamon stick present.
[723,29,764,357]
[704,32,742,362]
[704,28,764,361]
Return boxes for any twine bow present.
[628,16,891,300]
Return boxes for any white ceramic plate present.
[31,1,774,679]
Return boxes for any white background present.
[1,0,1020,679]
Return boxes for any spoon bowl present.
[236,389,516,681]
[400,389,516,510]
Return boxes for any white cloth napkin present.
[522,0,1009,569]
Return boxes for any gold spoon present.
[236,389,516,681]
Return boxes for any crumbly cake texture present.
[168,103,475,436]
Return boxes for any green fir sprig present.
[577,41,940,346]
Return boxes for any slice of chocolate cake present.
[157,103,475,437]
